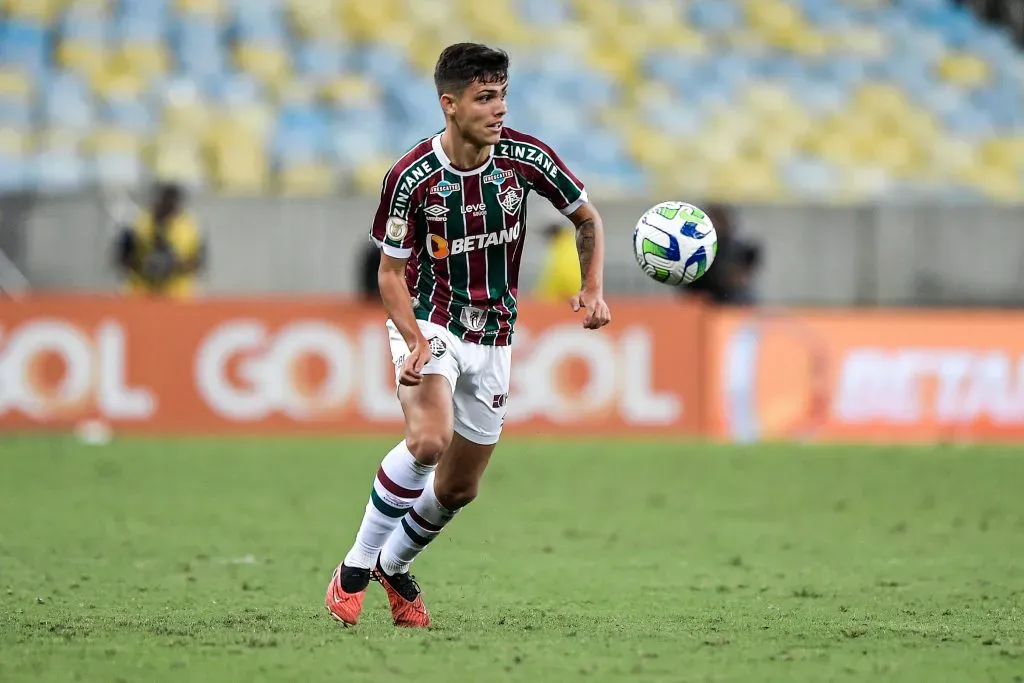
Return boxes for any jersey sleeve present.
[515,134,589,216]
[369,163,419,259]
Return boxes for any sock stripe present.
[370,488,408,518]
[376,466,424,499]
[408,507,443,532]
[401,517,433,546]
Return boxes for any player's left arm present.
[566,202,611,330]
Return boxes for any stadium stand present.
[0,0,1022,201]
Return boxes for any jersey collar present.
[431,133,494,177]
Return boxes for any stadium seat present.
[0,0,1020,201]
[209,129,269,194]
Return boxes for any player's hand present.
[570,287,611,330]
[399,337,434,386]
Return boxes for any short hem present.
[453,423,501,446]
[395,369,457,400]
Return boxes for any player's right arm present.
[369,156,432,385]
[377,252,431,385]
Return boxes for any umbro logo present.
[423,204,449,222]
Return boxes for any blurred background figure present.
[356,238,381,303]
[679,204,762,306]
[112,183,206,299]
[531,202,582,302]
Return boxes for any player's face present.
[453,79,508,146]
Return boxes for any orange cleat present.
[372,559,431,628]
[324,563,370,626]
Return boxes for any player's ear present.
[439,93,457,117]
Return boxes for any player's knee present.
[434,480,479,510]
[405,430,451,466]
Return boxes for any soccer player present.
[325,42,612,628]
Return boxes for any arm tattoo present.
[576,218,596,281]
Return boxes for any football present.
[632,201,718,286]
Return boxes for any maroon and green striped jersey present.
[369,127,588,346]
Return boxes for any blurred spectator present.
[357,239,381,303]
[680,204,762,305]
[112,183,206,299]
[532,204,581,302]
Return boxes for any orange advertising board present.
[0,295,705,436]
[707,309,1024,443]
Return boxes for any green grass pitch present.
[1,434,1022,682]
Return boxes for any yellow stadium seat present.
[57,39,107,81]
[0,127,29,155]
[852,82,911,118]
[961,163,1022,201]
[278,161,338,196]
[750,121,803,162]
[747,0,801,33]
[353,157,395,195]
[939,52,991,87]
[695,128,746,165]
[119,42,170,79]
[86,126,140,154]
[980,137,1024,169]
[62,0,111,11]
[587,42,640,88]
[210,135,269,194]
[787,28,830,56]
[150,133,205,186]
[830,26,888,56]
[213,103,275,141]
[927,136,977,173]
[176,0,224,19]
[374,22,419,53]
[406,34,451,74]
[288,0,341,38]
[92,69,145,100]
[236,44,291,89]
[162,97,210,138]
[708,156,784,202]
[0,68,32,101]
[321,75,380,107]
[4,0,60,22]
[808,127,866,168]
[570,0,620,25]
[341,0,399,41]
[623,123,674,169]
[634,0,683,27]
[721,27,770,52]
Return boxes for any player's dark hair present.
[434,43,509,98]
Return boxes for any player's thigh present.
[450,343,511,451]
[397,376,455,464]
[387,320,460,463]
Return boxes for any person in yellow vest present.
[113,183,206,299]
[532,204,582,302]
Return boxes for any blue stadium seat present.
[0,19,50,79]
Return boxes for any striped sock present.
[343,441,435,570]
[378,480,457,576]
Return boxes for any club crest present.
[497,186,523,216]
[428,336,447,359]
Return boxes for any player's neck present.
[440,129,490,171]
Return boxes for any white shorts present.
[386,319,512,445]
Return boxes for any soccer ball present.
[632,201,718,286]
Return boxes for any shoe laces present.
[375,569,421,602]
